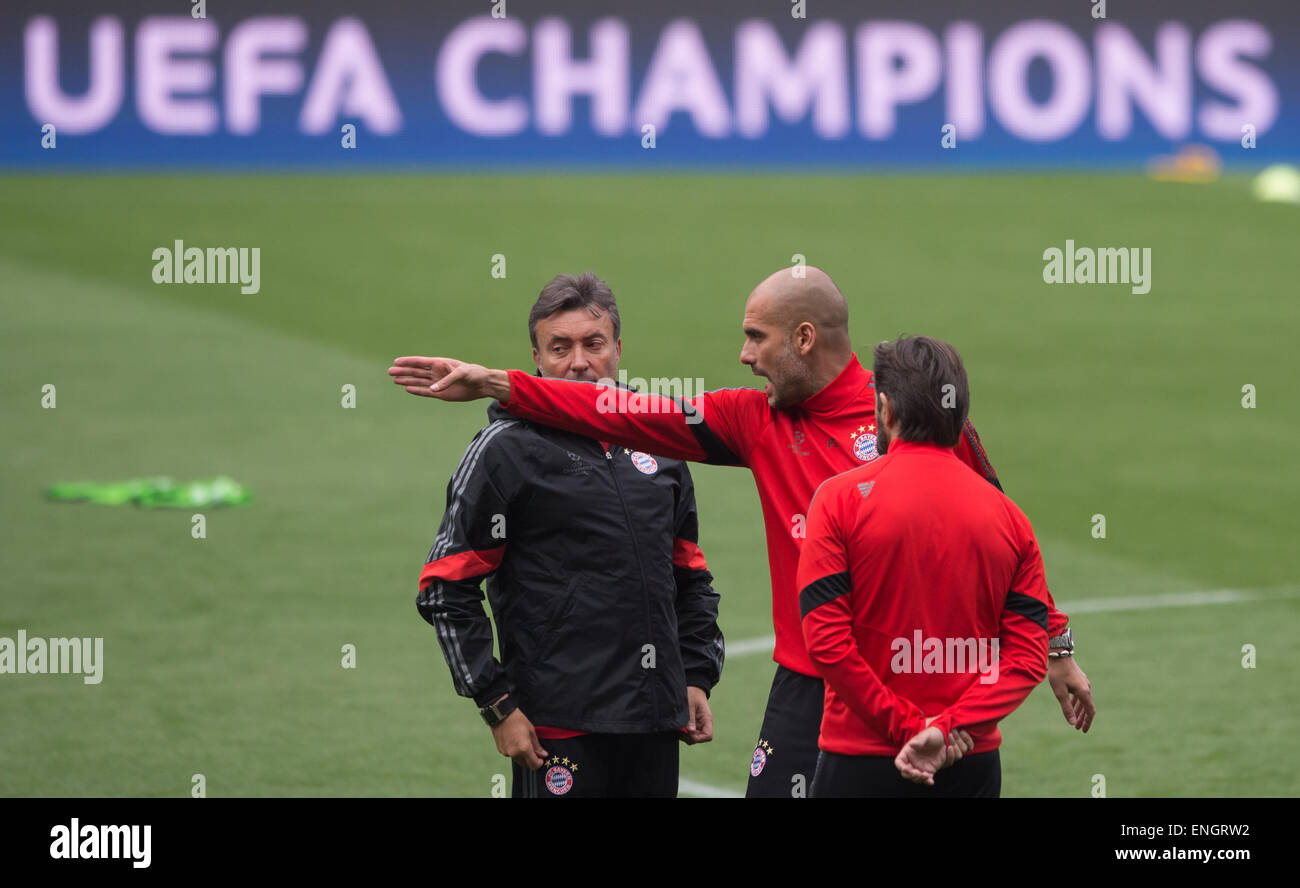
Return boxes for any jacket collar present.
[799,353,874,416]
[884,439,959,457]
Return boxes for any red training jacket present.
[503,354,1068,677]
[798,440,1052,756]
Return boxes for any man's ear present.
[795,322,816,354]
[877,391,893,426]
[532,347,541,374]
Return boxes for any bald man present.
[390,265,1095,798]
[740,267,853,409]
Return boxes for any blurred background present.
[2,0,1297,797]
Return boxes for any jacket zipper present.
[604,446,660,724]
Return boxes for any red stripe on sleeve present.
[420,546,506,585]
[534,726,589,740]
[672,538,708,571]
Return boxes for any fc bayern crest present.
[750,747,767,777]
[545,765,574,796]
[853,433,879,462]
[630,451,658,475]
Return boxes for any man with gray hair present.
[412,271,724,798]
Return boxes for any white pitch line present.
[727,634,777,657]
[678,778,743,798]
[1055,587,1296,614]
[726,586,1300,658]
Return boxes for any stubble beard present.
[769,343,815,409]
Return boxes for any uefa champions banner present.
[2,0,1295,168]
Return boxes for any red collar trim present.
[799,353,873,416]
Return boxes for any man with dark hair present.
[390,265,1093,798]
[870,335,970,448]
[413,271,723,798]
[799,335,1052,797]
[527,271,621,349]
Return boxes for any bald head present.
[740,265,855,409]
[748,265,851,354]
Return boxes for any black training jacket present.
[416,400,724,734]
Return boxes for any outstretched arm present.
[390,356,761,466]
[390,357,510,402]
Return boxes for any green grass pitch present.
[1,173,1297,796]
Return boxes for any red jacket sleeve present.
[504,371,767,466]
[954,418,1069,638]
[927,509,1051,742]
[798,483,929,745]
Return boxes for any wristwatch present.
[478,694,517,728]
[1048,627,1074,658]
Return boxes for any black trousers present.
[810,749,1002,798]
[512,731,680,798]
[745,665,826,798]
